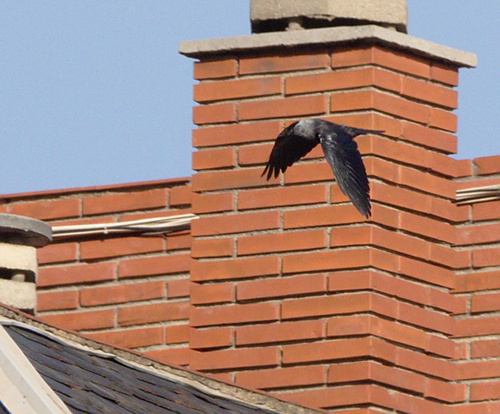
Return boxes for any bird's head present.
[293,119,322,141]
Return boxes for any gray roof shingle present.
[3,323,312,414]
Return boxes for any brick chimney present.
[0,214,52,314]
[179,0,481,411]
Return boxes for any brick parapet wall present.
[0,178,193,366]
[452,156,500,409]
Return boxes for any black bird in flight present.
[262,119,383,218]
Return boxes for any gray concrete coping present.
[251,0,408,33]
[0,214,52,248]
[179,24,477,68]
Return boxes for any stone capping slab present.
[179,25,477,68]
[250,0,408,33]
[0,214,52,248]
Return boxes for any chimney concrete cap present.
[179,25,477,68]
[251,0,408,33]
[0,214,52,248]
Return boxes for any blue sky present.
[1,1,498,195]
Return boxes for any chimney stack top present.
[0,214,52,248]
[251,0,408,34]
[0,214,52,314]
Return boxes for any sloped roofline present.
[0,323,72,414]
[0,304,325,414]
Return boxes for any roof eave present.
[0,305,325,414]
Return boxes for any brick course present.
[1,178,193,362]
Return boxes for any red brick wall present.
[189,45,499,412]
[0,178,193,366]
[1,42,499,413]
[453,157,500,410]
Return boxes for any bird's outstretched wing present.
[262,122,319,180]
[320,129,371,218]
[340,125,383,139]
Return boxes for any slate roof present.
[0,308,322,414]
[3,324,282,414]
